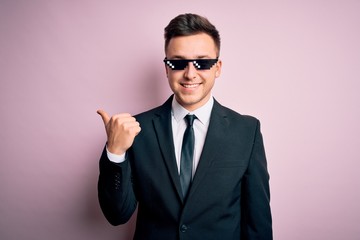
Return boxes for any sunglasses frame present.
[163,58,219,70]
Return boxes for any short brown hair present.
[164,13,221,56]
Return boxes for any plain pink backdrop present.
[1,1,359,239]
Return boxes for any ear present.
[215,59,222,78]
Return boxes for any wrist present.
[106,144,126,155]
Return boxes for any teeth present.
[182,83,199,88]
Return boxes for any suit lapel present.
[187,100,229,200]
[152,96,184,201]
[151,97,230,203]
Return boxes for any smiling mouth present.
[181,83,200,88]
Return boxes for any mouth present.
[180,83,200,88]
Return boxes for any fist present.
[97,110,141,155]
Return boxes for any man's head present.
[163,14,222,111]
[164,13,221,57]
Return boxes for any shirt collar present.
[171,96,214,125]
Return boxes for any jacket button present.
[180,224,188,232]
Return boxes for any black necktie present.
[180,114,196,199]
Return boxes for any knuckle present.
[110,116,117,122]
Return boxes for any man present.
[97,13,272,240]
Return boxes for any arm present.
[98,147,137,225]
[241,120,273,239]
[96,110,141,225]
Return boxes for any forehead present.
[166,33,218,58]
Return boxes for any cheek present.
[199,71,216,81]
[167,71,182,82]
[167,74,179,89]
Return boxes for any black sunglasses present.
[163,58,218,70]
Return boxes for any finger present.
[97,109,110,125]
[135,126,141,136]
[121,120,141,134]
[130,121,141,135]
[111,113,133,122]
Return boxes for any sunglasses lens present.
[164,60,188,70]
[193,59,218,70]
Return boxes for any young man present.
[97,13,272,240]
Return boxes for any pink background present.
[1,1,359,239]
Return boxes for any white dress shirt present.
[107,97,214,177]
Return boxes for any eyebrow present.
[169,55,213,59]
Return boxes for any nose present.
[184,61,197,80]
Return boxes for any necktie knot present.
[185,114,196,127]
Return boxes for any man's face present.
[165,33,222,111]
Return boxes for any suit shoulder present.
[134,105,162,118]
[217,102,260,126]
[132,105,163,125]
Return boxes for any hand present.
[97,110,141,155]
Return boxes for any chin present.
[180,97,205,110]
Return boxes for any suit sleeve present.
[98,146,137,225]
[241,120,273,239]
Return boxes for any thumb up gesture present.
[97,110,141,155]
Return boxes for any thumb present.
[97,109,110,125]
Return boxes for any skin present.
[98,32,222,154]
[97,111,140,155]
[165,33,222,111]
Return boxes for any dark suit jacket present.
[98,96,272,240]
